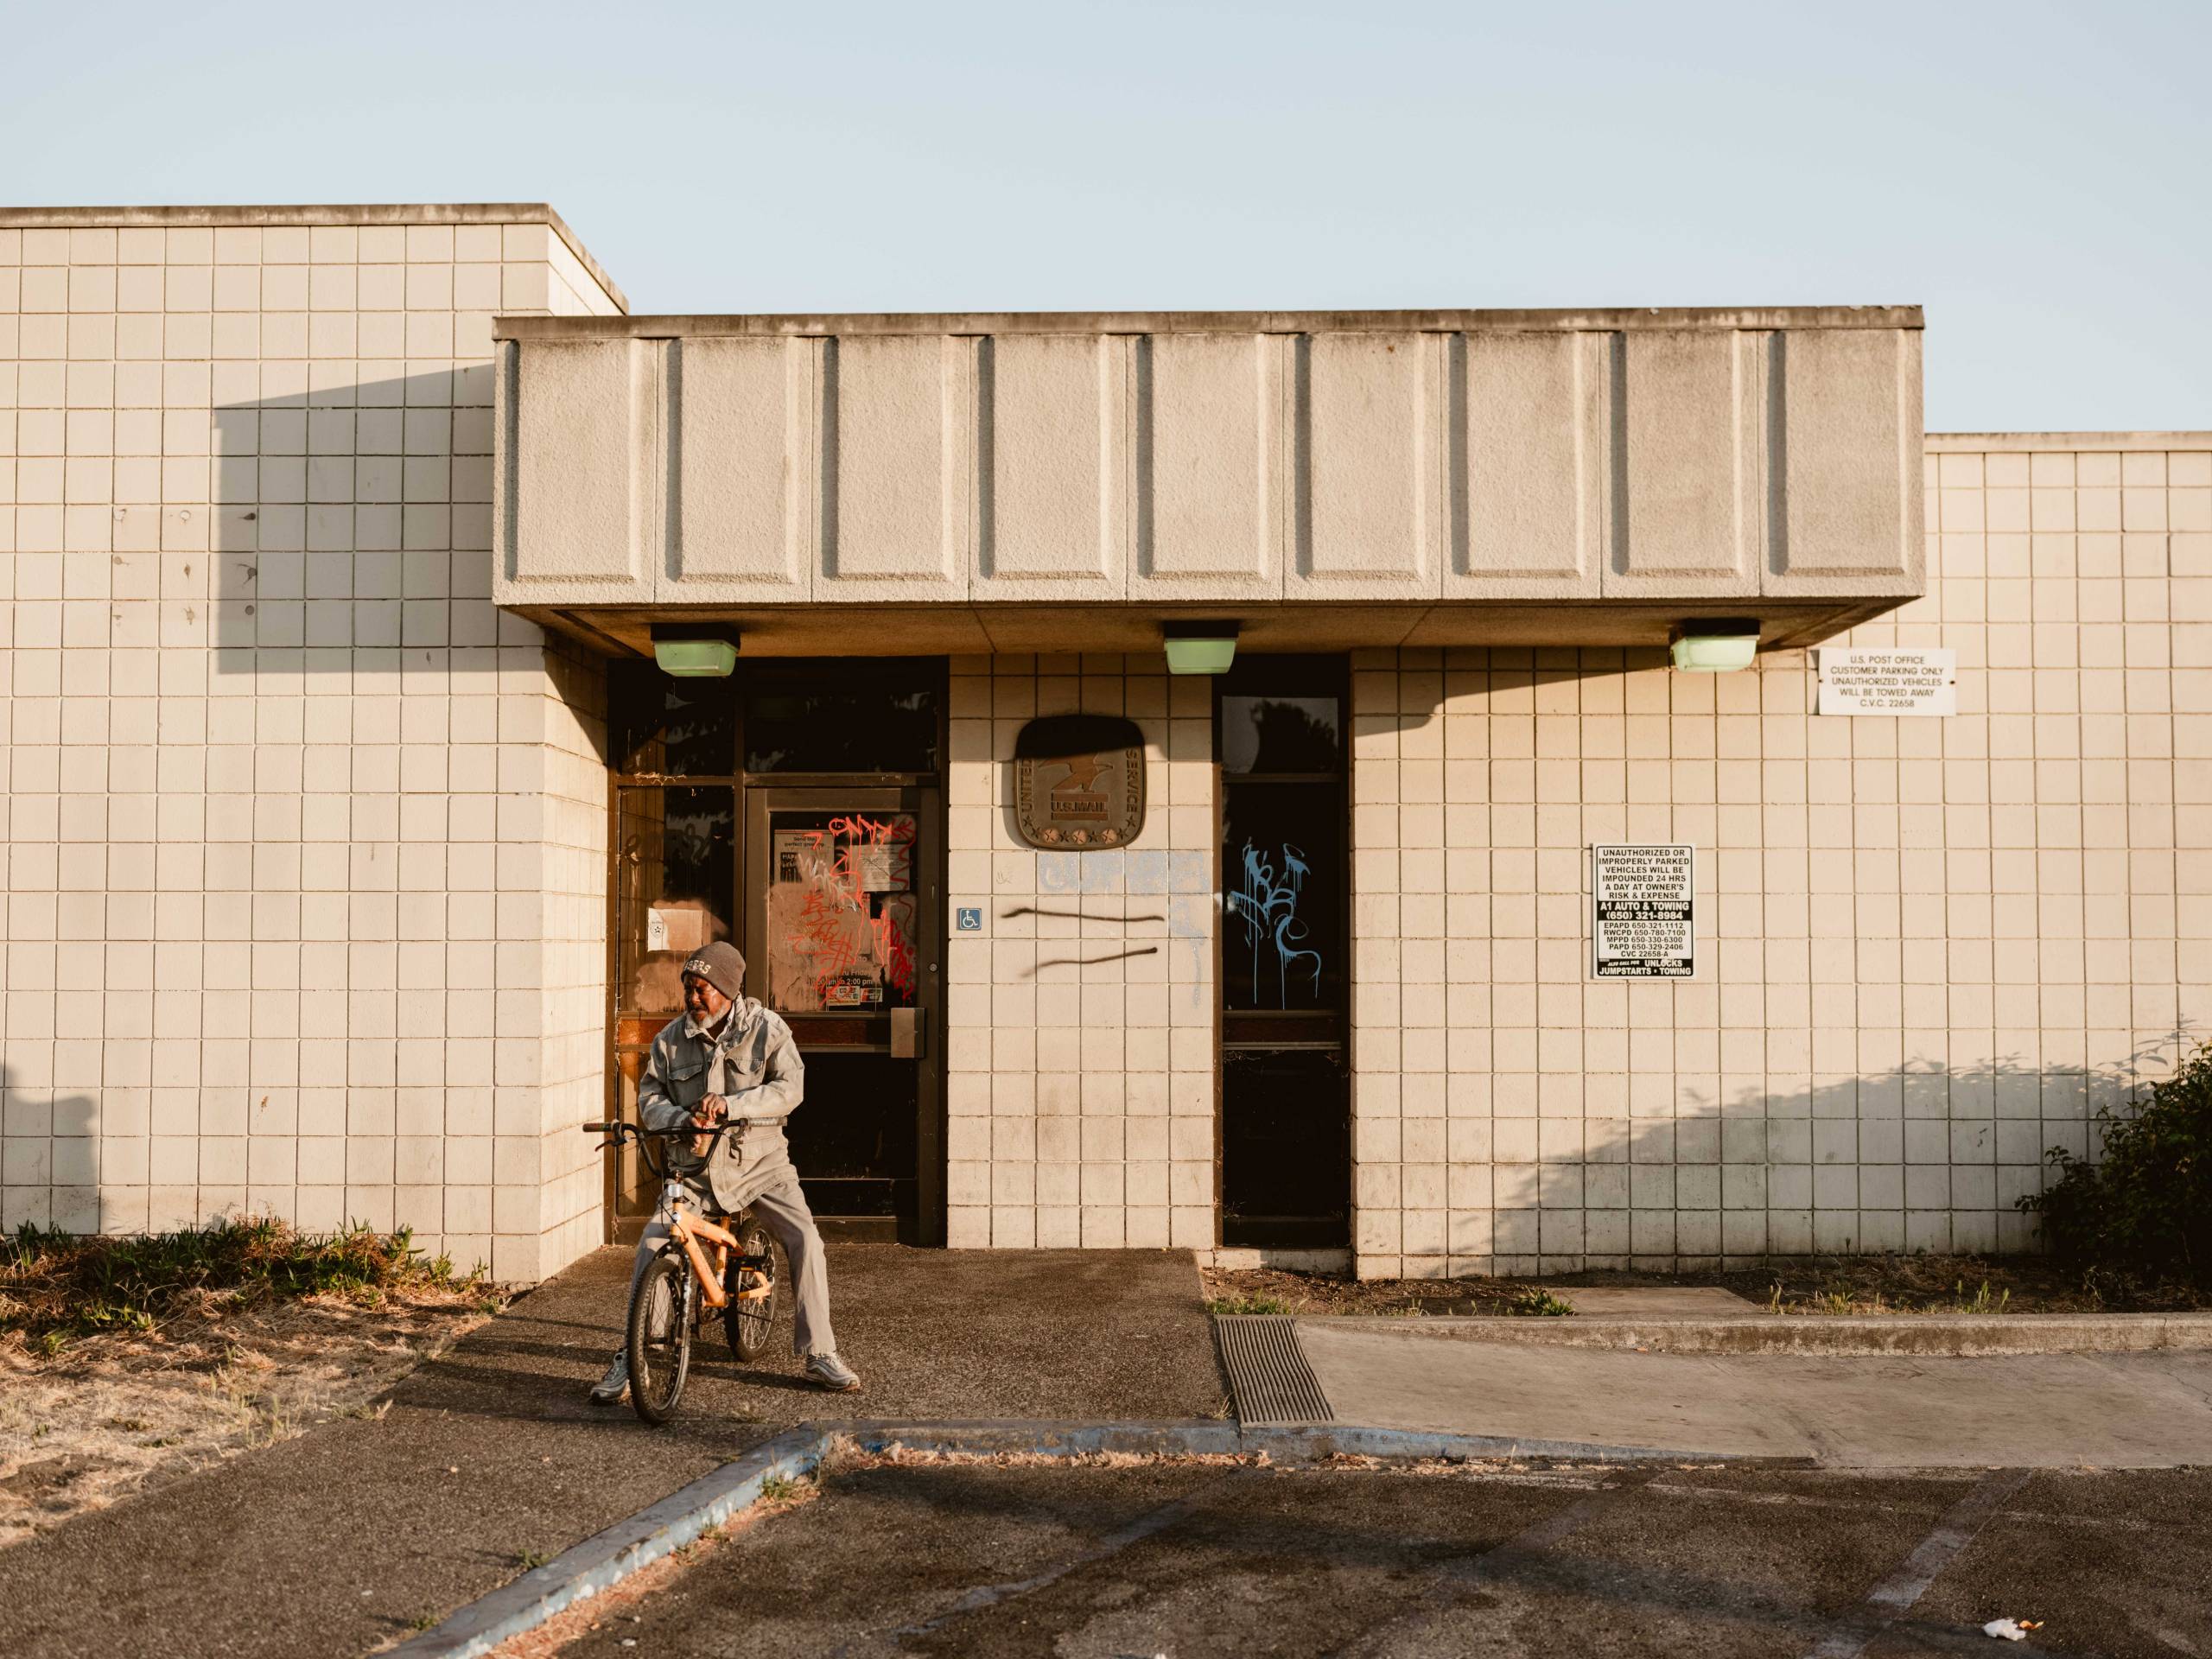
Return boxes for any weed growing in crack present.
[1506,1289,1575,1318]
[1207,1294,1294,1316]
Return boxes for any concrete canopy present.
[493,307,1925,658]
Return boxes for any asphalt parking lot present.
[535,1457,2212,1659]
[0,1247,1228,1659]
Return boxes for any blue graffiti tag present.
[1231,840,1323,1007]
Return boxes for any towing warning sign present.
[1591,843,1694,979]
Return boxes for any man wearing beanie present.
[589,938,861,1402]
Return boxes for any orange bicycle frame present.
[666,1198,773,1310]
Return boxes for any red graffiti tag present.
[782,815,918,1007]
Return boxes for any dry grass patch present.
[1,1217,507,1548]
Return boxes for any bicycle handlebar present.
[582,1116,747,1180]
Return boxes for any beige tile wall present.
[0,212,617,1281]
[3,213,2201,1291]
[1348,438,2212,1277]
[944,654,1217,1251]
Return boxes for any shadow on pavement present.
[0,1243,1224,1659]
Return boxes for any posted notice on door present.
[1590,844,1694,979]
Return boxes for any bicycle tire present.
[626,1247,692,1425]
[723,1221,780,1362]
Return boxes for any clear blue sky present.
[3,0,2204,432]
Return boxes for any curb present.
[837,1418,1729,1465]
[389,1417,1737,1659]
[1278,1312,2212,1357]
[389,1426,826,1659]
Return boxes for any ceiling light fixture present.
[1162,620,1240,676]
[650,623,741,678]
[1669,618,1760,673]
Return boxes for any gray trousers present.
[626,1177,837,1358]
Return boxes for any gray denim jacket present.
[636,996,805,1213]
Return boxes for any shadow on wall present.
[0,374,619,1242]
[200,370,606,705]
[0,1065,103,1233]
[1406,1030,2196,1268]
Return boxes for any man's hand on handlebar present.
[691,1094,731,1155]
[581,1116,743,1179]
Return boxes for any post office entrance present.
[605,659,947,1243]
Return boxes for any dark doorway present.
[1216,656,1351,1247]
[606,658,947,1243]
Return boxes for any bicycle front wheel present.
[626,1248,692,1425]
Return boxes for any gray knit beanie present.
[680,940,747,1001]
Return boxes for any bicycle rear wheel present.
[626,1248,692,1425]
[723,1219,780,1362]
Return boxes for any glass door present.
[611,785,736,1219]
[745,788,942,1241]
[606,671,741,1232]
[1217,656,1351,1246]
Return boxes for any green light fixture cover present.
[1669,618,1760,673]
[650,624,741,678]
[1162,620,1240,676]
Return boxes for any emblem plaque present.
[1012,715,1147,851]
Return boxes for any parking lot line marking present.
[1344,1466,1664,1652]
[893,1467,1251,1638]
[393,1419,1757,1659]
[1492,1471,1662,1557]
[1802,1466,2033,1659]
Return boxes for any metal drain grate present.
[1216,1315,1335,1427]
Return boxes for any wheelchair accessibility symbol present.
[956,906,982,932]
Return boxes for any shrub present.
[2,1216,483,1344]
[2018,1042,2212,1288]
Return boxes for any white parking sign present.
[1591,844,1694,979]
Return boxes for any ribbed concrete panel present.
[1134,333,1283,599]
[1605,329,1760,598]
[664,337,810,598]
[825,334,972,599]
[1453,331,1604,598]
[1295,333,1442,598]
[976,334,1128,600]
[494,308,1929,614]
[504,337,657,601]
[1769,327,1923,595]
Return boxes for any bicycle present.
[582,1117,782,1425]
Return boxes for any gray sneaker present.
[588,1350,629,1405]
[804,1351,861,1392]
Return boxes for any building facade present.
[1,204,2205,1281]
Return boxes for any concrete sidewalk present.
[1247,1316,2212,1467]
[0,1245,1226,1659]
